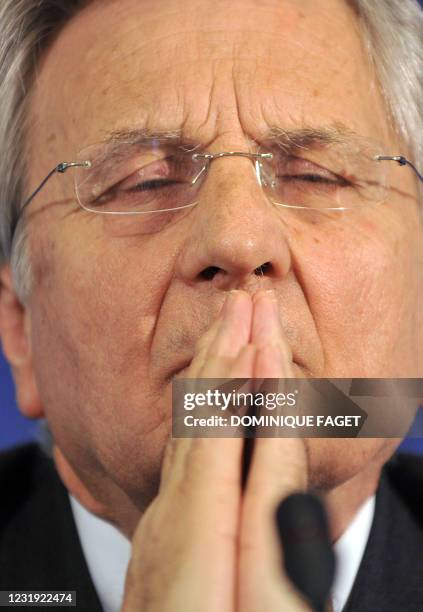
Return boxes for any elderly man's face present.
[18,0,423,522]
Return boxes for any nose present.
[176,156,292,290]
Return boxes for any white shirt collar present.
[70,492,375,612]
[332,494,376,612]
[69,494,131,612]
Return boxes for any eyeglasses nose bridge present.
[191,150,274,189]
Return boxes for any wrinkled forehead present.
[27,0,391,167]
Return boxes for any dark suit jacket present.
[0,443,422,612]
[0,443,103,611]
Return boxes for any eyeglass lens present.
[73,138,389,221]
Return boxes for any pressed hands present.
[122,289,328,612]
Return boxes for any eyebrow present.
[94,124,366,153]
[265,125,358,151]
[99,127,196,149]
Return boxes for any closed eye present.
[280,173,350,186]
[129,178,181,191]
[276,155,353,187]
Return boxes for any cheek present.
[288,208,422,376]
[306,438,400,491]
[29,235,176,477]
[33,233,170,368]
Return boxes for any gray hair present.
[0,0,422,303]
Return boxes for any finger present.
[124,294,255,612]
[163,291,253,490]
[245,437,308,514]
[187,290,252,378]
[198,290,253,378]
[238,437,309,612]
[254,344,295,379]
[252,289,293,367]
[205,290,252,359]
[228,343,256,378]
[125,432,243,612]
[160,434,244,501]
[252,289,279,347]
[251,289,296,382]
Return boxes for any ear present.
[0,264,44,419]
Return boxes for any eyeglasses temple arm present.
[10,161,90,243]
[376,155,423,183]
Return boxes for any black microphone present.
[275,493,336,612]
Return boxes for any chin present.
[304,437,400,492]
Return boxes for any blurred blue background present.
[1,348,39,449]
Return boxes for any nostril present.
[200,266,221,280]
[254,261,271,276]
[199,262,272,280]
